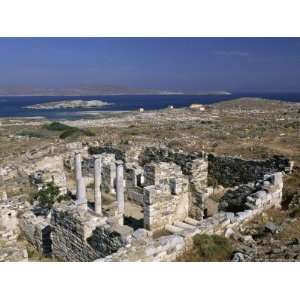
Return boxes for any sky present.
[0,37,300,92]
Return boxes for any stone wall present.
[139,147,205,175]
[139,148,209,220]
[89,144,144,164]
[127,186,144,205]
[100,172,283,262]
[0,203,20,241]
[0,200,28,262]
[125,163,144,187]
[143,163,190,232]
[89,145,125,161]
[218,173,283,213]
[144,162,183,186]
[208,154,292,187]
[97,231,186,262]
[30,169,67,194]
[19,210,52,256]
[143,183,190,232]
[50,202,133,262]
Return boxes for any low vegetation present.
[32,182,70,209]
[43,121,72,131]
[44,121,95,139]
[177,234,234,262]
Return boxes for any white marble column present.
[94,155,102,215]
[116,160,125,216]
[74,152,87,210]
[74,152,82,181]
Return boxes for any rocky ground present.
[232,205,300,261]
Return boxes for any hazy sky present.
[0,37,300,92]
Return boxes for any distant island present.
[0,84,231,96]
[25,100,111,110]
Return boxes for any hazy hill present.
[0,85,231,96]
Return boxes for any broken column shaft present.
[94,155,102,215]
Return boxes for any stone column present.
[75,152,82,201]
[76,177,87,210]
[94,155,102,215]
[74,152,82,181]
[116,160,125,217]
[74,152,87,210]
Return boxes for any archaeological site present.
[0,140,293,262]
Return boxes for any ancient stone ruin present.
[0,143,293,261]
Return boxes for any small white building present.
[189,103,206,111]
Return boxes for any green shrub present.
[59,127,80,139]
[59,127,95,139]
[33,182,70,209]
[178,234,234,262]
[44,122,72,131]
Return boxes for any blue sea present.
[0,93,300,120]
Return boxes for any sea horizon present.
[1,92,300,120]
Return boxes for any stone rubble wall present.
[126,186,144,205]
[143,163,190,232]
[140,148,209,220]
[0,203,20,241]
[97,231,186,262]
[99,172,283,262]
[192,173,283,236]
[50,202,133,262]
[89,145,125,161]
[0,200,28,262]
[144,162,183,186]
[0,241,28,262]
[125,163,144,188]
[208,154,292,187]
[139,147,206,175]
[26,155,68,194]
[19,210,52,256]
[30,169,67,195]
[89,145,145,164]
[144,184,190,232]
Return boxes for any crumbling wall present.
[140,148,209,220]
[139,147,205,175]
[97,232,186,262]
[208,154,292,187]
[143,163,190,232]
[100,172,284,262]
[144,162,183,186]
[28,155,68,194]
[89,145,125,161]
[0,203,19,241]
[143,183,190,232]
[51,202,133,262]
[125,163,144,205]
[89,145,144,164]
[30,169,67,194]
[19,210,52,256]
